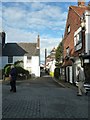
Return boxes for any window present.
[74,27,82,46]
[67,25,70,34]
[66,47,70,56]
[27,57,31,63]
[8,56,13,63]
[74,31,82,51]
[27,59,31,63]
[76,31,82,44]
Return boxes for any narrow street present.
[2,75,89,119]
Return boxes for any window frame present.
[74,31,82,46]
[74,29,82,51]
[67,25,70,34]
[8,56,13,63]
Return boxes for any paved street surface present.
[2,75,89,119]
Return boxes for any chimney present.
[78,0,85,7]
[37,35,40,49]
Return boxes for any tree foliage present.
[55,41,63,63]
[14,60,23,66]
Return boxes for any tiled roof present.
[17,43,39,56]
[70,6,90,17]
[2,42,40,57]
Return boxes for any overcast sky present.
[0,1,89,62]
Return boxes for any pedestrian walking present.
[9,65,17,92]
[76,66,88,96]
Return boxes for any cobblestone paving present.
[2,75,89,119]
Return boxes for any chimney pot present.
[37,35,40,49]
[78,0,85,7]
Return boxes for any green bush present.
[4,64,12,77]
[4,64,29,79]
[54,68,60,79]
[16,66,29,79]
[14,60,23,67]
[16,66,28,74]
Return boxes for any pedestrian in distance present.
[76,66,88,96]
[9,65,17,92]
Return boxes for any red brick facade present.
[63,5,89,66]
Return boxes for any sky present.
[0,0,89,63]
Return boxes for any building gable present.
[63,5,89,59]
[2,43,27,56]
[2,42,40,57]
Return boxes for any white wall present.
[13,56,24,68]
[31,56,40,77]
[85,10,90,54]
[66,66,73,83]
[2,55,40,77]
[24,56,32,73]
[50,59,56,73]
[2,56,24,68]
[69,66,73,83]
[24,56,27,70]
[2,56,8,68]
[13,56,24,63]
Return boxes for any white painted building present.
[74,10,90,80]
[85,10,90,55]
[46,47,56,77]
[2,35,40,77]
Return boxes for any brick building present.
[62,0,90,84]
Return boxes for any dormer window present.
[67,25,70,34]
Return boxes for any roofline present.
[70,6,83,19]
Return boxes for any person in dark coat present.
[9,65,17,92]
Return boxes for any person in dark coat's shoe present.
[9,65,17,92]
